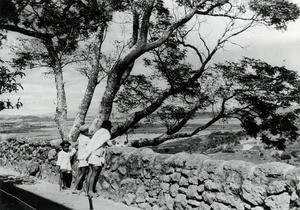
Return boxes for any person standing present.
[56,140,76,191]
[80,120,112,198]
[72,124,90,194]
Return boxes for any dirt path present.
[0,167,140,210]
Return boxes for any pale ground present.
[0,167,140,210]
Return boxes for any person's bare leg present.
[73,167,87,191]
[86,165,93,194]
[93,166,102,193]
[59,171,63,191]
[87,165,100,197]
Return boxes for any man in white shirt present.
[81,120,112,198]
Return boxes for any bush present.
[291,150,300,158]
[280,153,292,160]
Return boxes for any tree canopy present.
[0,0,300,149]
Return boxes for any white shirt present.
[77,134,90,159]
[82,128,111,160]
[56,148,76,170]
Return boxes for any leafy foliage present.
[115,75,160,113]
[249,0,300,30]
[0,64,25,111]
[212,57,300,149]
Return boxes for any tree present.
[0,0,118,139]
[1,0,299,147]
[0,32,25,111]
[130,57,300,149]
[0,61,25,111]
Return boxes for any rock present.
[29,162,40,176]
[120,178,137,194]
[181,169,191,177]
[164,193,174,210]
[49,139,62,148]
[174,194,187,210]
[187,199,201,207]
[162,175,171,183]
[160,182,170,193]
[222,160,255,180]
[170,184,179,198]
[47,149,57,160]
[147,179,161,197]
[197,185,205,193]
[211,202,231,210]
[185,154,210,169]
[202,159,226,174]
[178,187,187,194]
[202,192,216,204]
[186,185,198,200]
[204,180,223,192]
[198,202,211,210]
[214,192,245,210]
[117,166,127,175]
[179,176,188,187]
[242,181,267,205]
[267,181,287,194]
[265,192,290,210]
[137,203,151,209]
[135,185,147,203]
[188,175,198,185]
[250,207,264,210]
[198,171,209,182]
[291,191,298,201]
[165,152,190,168]
[122,193,136,206]
[170,172,181,182]
[252,162,295,183]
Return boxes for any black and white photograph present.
[0,0,300,209]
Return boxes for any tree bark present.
[130,114,225,147]
[53,65,69,140]
[67,66,100,141]
[89,65,123,134]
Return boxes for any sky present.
[1,1,300,116]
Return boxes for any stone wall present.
[0,135,60,183]
[1,136,300,210]
[101,147,300,210]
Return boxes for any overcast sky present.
[1,2,300,116]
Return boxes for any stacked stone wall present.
[0,135,60,183]
[102,147,300,210]
[1,136,300,209]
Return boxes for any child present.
[72,125,90,194]
[56,140,76,191]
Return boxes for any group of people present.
[56,120,112,198]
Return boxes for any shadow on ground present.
[0,175,72,210]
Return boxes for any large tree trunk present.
[67,67,100,141]
[53,65,69,140]
[89,68,121,134]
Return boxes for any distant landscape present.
[1,112,300,167]
[0,112,241,142]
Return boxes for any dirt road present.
[0,167,140,210]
